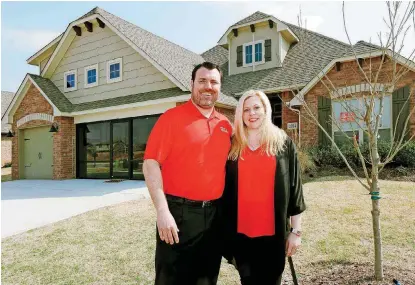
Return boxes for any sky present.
[1,1,414,93]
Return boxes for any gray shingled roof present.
[344,40,383,56]
[231,11,270,27]
[201,45,229,67]
[1,91,14,133]
[204,21,354,96]
[203,14,398,97]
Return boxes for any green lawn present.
[2,179,414,284]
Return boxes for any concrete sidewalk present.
[1,179,150,239]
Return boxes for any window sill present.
[84,82,98,89]
[107,77,122,84]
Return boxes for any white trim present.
[84,64,99,88]
[243,40,265,67]
[17,113,54,128]
[69,94,191,116]
[106,58,123,84]
[41,14,188,91]
[289,50,415,106]
[41,14,97,77]
[218,16,299,45]
[64,69,77,92]
[27,34,63,64]
[4,75,30,124]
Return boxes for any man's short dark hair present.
[191,62,223,82]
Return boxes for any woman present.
[222,90,306,285]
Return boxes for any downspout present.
[287,103,301,148]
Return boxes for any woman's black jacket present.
[220,138,306,261]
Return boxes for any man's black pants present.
[155,196,222,285]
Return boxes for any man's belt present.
[166,194,219,208]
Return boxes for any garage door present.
[22,126,53,179]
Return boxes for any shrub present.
[2,162,12,168]
[297,149,316,174]
[307,139,414,169]
[394,140,415,167]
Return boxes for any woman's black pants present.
[234,233,286,285]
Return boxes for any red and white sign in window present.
[339,112,356,123]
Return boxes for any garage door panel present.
[22,127,53,179]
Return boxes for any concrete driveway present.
[1,179,150,239]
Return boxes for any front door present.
[22,126,53,179]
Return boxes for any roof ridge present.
[230,10,271,27]
[201,45,225,56]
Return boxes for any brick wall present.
[1,135,12,166]
[11,83,75,179]
[53,117,76,179]
[301,57,415,147]
[280,91,301,146]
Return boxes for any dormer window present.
[243,40,265,66]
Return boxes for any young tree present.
[292,2,414,281]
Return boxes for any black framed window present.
[76,114,160,180]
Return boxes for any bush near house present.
[308,140,415,169]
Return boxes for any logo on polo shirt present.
[220,127,229,134]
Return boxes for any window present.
[243,40,264,67]
[245,45,253,64]
[84,64,98,88]
[332,96,392,144]
[107,58,123,83]
[64,70,77,92]
[255,43,262,62]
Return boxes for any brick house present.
[1,91,14,167]
[4,8,414,180]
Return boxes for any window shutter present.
[237,45,243,67]
[318,96,332,146]
[265,39,272,62]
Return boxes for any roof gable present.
[217,11,299,46]
[41,7,205,92]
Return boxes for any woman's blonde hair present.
[228,90,287,160]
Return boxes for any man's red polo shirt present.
[144,100,232,201]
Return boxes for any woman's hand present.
[286,233,301,256]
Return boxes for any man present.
[143,62,232,285]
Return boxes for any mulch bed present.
[282,262,414,285]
